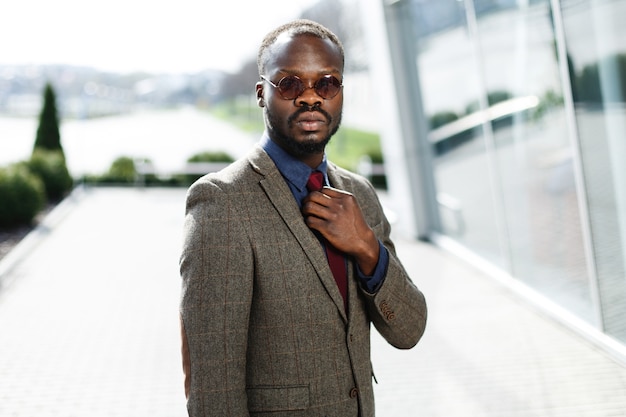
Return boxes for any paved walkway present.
[1,186,625,416]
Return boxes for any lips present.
[295,113,327,131]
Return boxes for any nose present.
[295,84,322,107]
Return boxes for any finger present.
[302,203,323,220]
[302,194,329,216]
[320,186,352,198]
[304,213,326,229]
[302,202,341,224]
[303,192,333,210]
[305,195,348,220]
[304,215,336,241]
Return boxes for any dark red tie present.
[306,171,348,310]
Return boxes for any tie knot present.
[306,171,324,192]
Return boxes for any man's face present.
[256,33,343,163]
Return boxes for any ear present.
[255,82,265,107]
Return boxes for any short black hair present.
[257,19,345,76]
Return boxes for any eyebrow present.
[274,68,342,77]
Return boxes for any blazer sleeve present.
[358,181,427,349]
[179,178,253,417]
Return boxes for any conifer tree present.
[31,82,73,201]
[33,83,64,155]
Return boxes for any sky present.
[2,0,320,74]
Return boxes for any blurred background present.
[2,0,626,415]
[0,0,376,177]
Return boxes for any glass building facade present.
[362,0,626,356]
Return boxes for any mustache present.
[287,104,332,126]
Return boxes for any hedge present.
[0,165,46,227]
[26,149,73,201]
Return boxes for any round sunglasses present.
[260,74,343,100]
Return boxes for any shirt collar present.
[260,133,328,192]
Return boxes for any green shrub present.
[83,156,163,185]
[465,90,513,115]
[103,156,137,183]
[26,149,73,201]
[364,149,387,189]
[181,151,235,185]
[0,165,46,228]
[573,53,626,104]
[187,151,235,163]
[429,111,459,130]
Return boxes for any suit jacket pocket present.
[247,385,310,412]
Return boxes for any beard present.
[265,104,342,158]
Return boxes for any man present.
[179,19,427,417]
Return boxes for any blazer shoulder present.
[188,146,267,187]
[185,146,276,206]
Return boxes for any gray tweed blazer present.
[179,145,427,417]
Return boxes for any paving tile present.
[372,238,626,417]
[1,187,626,417]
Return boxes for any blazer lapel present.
[326,163,348,193]
[248,147,348,321]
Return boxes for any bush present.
[182,151,235,184]
[0,165,46,228]
[102,156,137,183]
[574,53,626,104]
[82,156,164,185]
[83,153,237,187]
[429,111,459,130]
[26,149,73,201]
[365,149,387,190]
[187,151,235,163]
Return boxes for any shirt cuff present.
[356,241,389,294]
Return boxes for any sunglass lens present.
[277,76,304,100]
[315,76,342,99]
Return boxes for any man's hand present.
[302,187,379,275]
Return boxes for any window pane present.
[561,0,626,341]
[411,0,595,323]
[474,1,593,321]
[414,0,508,268]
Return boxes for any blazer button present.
[349,387,359,398]
[380,300,395,320]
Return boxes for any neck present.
[300,153,324,169]
[267,134,325,169]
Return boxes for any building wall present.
[364,0,626,357]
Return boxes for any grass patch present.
[210,97,264,133]
[325,127,381,172]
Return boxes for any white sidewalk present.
[0,187,625,416]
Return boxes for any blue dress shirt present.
[260,134,388,293]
